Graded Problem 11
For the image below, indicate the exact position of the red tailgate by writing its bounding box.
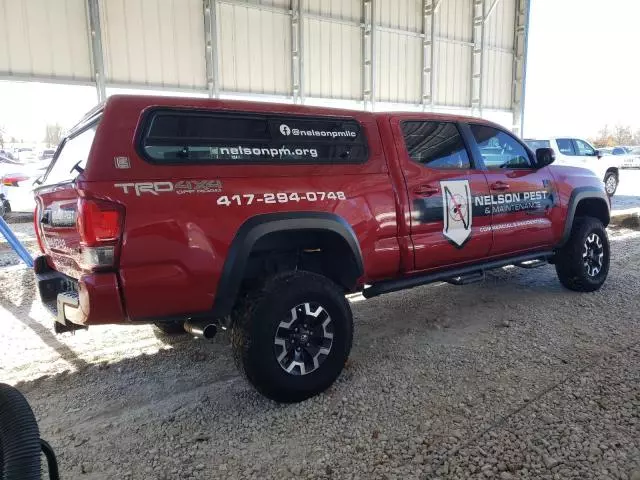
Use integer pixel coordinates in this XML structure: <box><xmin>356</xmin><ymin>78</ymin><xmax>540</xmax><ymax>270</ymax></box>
<box><xmin>36</xmin><ymin>184</ymin><xmax>83</xmax><ymax>279</ymax></box>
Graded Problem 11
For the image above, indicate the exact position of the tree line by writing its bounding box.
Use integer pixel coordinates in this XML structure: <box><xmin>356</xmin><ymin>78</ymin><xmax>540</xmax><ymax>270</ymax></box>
<box><xmin>589</xmin><ymin>125</ymin><xmax>640</xmax><ymax>148</ymax></box>
<box><xmin>0</xmin><ymin>123</ymin><xmax>67</xmax><ymax>150</ymax></box>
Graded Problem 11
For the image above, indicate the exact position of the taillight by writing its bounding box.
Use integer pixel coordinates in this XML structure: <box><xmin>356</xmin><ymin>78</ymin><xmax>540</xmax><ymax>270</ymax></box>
<box><xmin>2</xmin><ymin>174</ymin><xmax>28</xmax><ymax>187</ymax></box>
<box><xmin>34</xmin><ymin>204</ymin><xmax>45</xmax><ymax>254</ymax></box>
<box><xmin>77</xmin><ymin>198</ymin><xmax>123</xmax><ymax>269</ymax></box>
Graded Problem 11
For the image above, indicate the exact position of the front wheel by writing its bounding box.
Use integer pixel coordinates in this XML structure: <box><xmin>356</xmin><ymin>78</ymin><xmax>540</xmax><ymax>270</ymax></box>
<box><xmin>231</xmin><ymin>271</ymin><xmax>353</xmax><ymax>403</ymax></box>
<box><xmin>604</xmin><ymin>171</ymin><xmax>618</xmax><ymax>196</ymax></box>
<box><xmin>555</xmin><ymin>216</ymin><xmax>610</xmax><ymax>292</ymax></box>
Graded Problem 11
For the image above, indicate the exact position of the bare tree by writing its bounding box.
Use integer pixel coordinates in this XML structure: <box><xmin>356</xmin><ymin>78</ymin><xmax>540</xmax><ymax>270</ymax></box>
<box><xmin>591</xmin><ymin>125</ymin><xmax>614</xmax><ymax>148</ymax></box>
<box><xmin>44</xmin><ymin>123</ymin><xmax>65</xmax><ymax>148</ymax></box>
<box><xmin>612</xmin><ymin>125</ymin><xmax>634</xmax><ymax>145</ymax></box>
<box><xmin>592</xmin><ymin>124</ymin><xmax>640</xmax><ymax>147</ymax></box>
<box><xmin>0</xmin><ymin>125</ymin><xmax>4</xmax><ymax>149</ymax></box>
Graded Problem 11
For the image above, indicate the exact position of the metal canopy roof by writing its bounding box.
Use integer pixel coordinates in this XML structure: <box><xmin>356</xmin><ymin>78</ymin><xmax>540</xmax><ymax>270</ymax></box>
<box><xmin>0</xmin><ymin>0</ymin><xmax>529</xmax><ymax>133</ymax></box>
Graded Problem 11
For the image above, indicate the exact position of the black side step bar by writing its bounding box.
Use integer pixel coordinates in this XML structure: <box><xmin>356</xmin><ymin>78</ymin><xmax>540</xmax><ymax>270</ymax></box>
<box><xmin>514</xmin><ymin>259</ymin><xmax>547</xmax><ymax>269</ymax></box>
<box><xmin>445</xmin><ymin>271</ymin><xmax>485</xmax><ymax>286</ymax></box>
<box><xmin>363</xmin><ymin>251</ymin><xmax>553</xmax><ymax>298</ymax></box>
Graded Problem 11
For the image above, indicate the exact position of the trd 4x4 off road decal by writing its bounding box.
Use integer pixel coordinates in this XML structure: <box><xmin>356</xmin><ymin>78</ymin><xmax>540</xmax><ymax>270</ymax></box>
<box><xmin>114</xmin><ymin>180</ymin><xmax>222</xmax><ymax>196</ymax></box>
<box><xmin>441</xmin><ymin>180</ymin><xmax>472</xmax><ymax>247</ymax></box>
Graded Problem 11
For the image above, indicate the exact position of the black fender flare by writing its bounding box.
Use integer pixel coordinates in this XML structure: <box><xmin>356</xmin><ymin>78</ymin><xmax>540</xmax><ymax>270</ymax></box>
<box><xmin>557</xmin><ymin>187</ymin><xmax>610</xmax><ymax>247</ymax></box>
<box><xmin>212</xmin><ymin>212</ymin><xmax>364</xmax><ymax>318</ymax></box>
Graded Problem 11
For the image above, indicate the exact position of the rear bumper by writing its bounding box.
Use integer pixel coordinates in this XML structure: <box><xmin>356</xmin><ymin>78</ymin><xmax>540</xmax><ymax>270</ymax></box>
<box><xmin>34</xmin><ymin>256</ymin><xmax>126</xmax><ymax>326</ymax></box>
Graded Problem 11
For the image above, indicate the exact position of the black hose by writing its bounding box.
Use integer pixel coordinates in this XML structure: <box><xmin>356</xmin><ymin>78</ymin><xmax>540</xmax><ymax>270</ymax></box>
<box><xmin>0</xmin><ymin>383</ymin><xmax>42</xmax><ymax>480</ymax></box>
<box><xmin>41</xmin><ymin>440</ymin><xmax>60</xmax><ymax>480</ymax></box>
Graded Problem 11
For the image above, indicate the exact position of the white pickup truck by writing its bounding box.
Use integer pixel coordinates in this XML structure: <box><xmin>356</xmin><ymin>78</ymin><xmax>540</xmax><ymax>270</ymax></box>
<box><xmin>524</xmin><ymin>137</ymin><xmax>621</xmax><ymax>196</ymax></box>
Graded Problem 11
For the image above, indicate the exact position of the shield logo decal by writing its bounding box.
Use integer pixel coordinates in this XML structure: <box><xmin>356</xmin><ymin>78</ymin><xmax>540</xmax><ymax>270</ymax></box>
<box><xmin>441</xmin><ymin>180</ymin><xmax>472</xmax><ymax>247</ymax></box>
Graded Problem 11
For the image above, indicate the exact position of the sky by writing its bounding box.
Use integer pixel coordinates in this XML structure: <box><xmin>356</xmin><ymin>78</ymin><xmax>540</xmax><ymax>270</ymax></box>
<box><xmin>0</xmin><ymin>0</ymin><xmax>638</xmax><ymax>144</ymax></box>
<box><xmin>524</xmin><ymin>0</ymin><xmax>640</xmax><ymax>138</ymax></box>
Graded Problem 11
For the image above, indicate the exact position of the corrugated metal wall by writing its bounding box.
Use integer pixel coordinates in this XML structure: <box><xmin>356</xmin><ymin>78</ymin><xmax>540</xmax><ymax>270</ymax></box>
<box><xmin>101</xmin><ymin>0</ymin><xmax>206</xmax><ymax>89</ymax></box>
<box><xmin>434</xmin><ymin>0</ymin><xmax>473</xmax><ymax>106</ymax></box>
<box><xmin>218</xmin><ymin>1</ymin><xmax>291</xmax><ymax>94</ymax></box>
<box><xmin>482</xmin><ymin>0</ymin><xmax>515</xmax><ymax>109</ymax></box>
<box><xmin>302</xmin><ymin>0</ymin><xmax>362</xmax><ymax>100</ymax></box>
<box><xmin>0</xmin><ymin>0</ymin><xmax>92</xmax><ymax>81</ymax></box>
<box><xmin>375</xmin><ymin>0</ymin><xmax>421</xmax><ymax>104</ymax></box>
<box><xmin>0</xmin><ymin>0</ymin><xmax>525</xmax><ymax>120</ymax></box>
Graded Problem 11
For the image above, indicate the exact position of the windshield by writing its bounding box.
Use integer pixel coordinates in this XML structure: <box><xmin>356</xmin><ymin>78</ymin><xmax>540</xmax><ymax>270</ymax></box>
<box><xmin>42</xmin><ymin>124</ymin><xmax>98</xmax><ymax>186</ymax></box>
<box><xmin>524</xmin><ymin>139</ymin><xmax>550</xmax><ymax>150</ymax></box>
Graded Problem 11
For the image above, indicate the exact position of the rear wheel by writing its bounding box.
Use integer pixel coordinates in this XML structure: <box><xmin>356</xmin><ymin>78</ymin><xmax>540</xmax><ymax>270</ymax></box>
<box><xmin>604</xmin><ymin>171</ymin><xmax>618</xmax><ymax>196</ymax></box>
<box><xmin>231</xmin><ymin>271</ymin><xmax>353</xmax><ymax>403</ymax></box>
<box><xmin>0</xmin><ymin>198</ymin><xmax>10</xmax><ymax>218</ymax></box>
<box><xmin>0</xmin><ymin>383</ymin><xmax>42</xmax><ymax>480</ymax></box>
<box><xmin>555</xmin><ymin>216</ymin><xmax>610</xmax><ymax>292</ymax></box>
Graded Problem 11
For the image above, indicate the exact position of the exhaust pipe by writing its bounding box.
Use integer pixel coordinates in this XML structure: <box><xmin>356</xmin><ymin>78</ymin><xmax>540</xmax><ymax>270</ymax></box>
<box><xmin>184</xmin><ymin>320</ymin><xmax>217</xmax><ymax>339</ymax></box>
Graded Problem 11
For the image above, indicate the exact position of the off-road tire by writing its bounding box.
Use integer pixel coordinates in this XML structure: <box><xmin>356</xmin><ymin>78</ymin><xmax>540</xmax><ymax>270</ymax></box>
<box><xmin>231</xmin><ymin>271</ymin><xmax>353</xmax><ymax>403</ymax></box>
<box><xmin>0</xmin><ymin>198</ymin><xmax>9</xmax><ymax>219</ymax></box>
<box><xmin>0</xmin><ymin>383</ymin><xmax>42</xmax><ymax>480</ymax></box>
<box><xmin>555</xmin><ymin>216</ymin><xmax>609</xmax><ymax>292</ymax></box>
<box><xmin>604</xmin><ymin>171</ymin><xmax>618</xmax><ymax>196</ymax></box>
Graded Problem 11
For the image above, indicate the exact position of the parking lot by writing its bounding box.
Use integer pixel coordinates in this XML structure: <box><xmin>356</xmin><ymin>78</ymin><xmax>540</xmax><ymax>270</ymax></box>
<box><xmin>1</xmin><ymin>207</ymin><xmax>640</xmax><ymax>479</ymax></box>
<box><xmin>611</xmin><ymin>169</ymin><xmax>640</xmax><ymax>211</ymax></box>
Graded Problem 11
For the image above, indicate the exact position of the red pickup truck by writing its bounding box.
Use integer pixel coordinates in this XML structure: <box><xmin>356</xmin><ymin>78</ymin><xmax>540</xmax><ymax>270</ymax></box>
<box><xmin>34</xmin><ymin>96</ymin><xmax>610</xmax><ymax>402</ymax></box>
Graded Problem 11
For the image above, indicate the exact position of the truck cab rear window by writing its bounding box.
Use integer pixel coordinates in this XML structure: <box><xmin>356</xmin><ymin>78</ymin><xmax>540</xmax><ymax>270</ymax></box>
<box><xmin>139</xmin><ymin>110</ymin><xmax>368</xmax><ymax>164</ymax></box>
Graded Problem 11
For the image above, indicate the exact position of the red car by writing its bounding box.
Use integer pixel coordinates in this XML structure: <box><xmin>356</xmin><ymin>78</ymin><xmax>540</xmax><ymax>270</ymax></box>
<box><xmin>34</xmin><ymin>95</ymin><xmax>610</xmax><ymax>402</ymax></box>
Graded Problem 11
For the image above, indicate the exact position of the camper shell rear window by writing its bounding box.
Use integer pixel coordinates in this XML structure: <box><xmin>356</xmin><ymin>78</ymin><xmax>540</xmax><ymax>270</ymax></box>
<box><xmin>41</xmin><ymin>121</ymin><xmax>99</xmax><ymax>186</ymax></box>
<box><xmin>138</xmin><ymin>109</ymin><xmax>368</xmax><ymax>165</ymax></box>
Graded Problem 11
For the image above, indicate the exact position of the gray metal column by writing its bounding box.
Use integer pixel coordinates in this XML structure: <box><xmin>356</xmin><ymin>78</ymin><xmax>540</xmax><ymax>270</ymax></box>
<box><xmin>421</xmin><ymin>0</ymin><xmax>436</xmax><ymax>110</ymax></box>
<box><xmin>512</xmin><ymin>0</ymin><xmax>530</xmax><ymax>136</ymax></box>
<box><xmin>87</xmin><ymin>0</ymin><xmax>106</xmax><ymax>102</ymax></box>
<box><xmin>204</xmin><ymin>0</ymin><xmax>220</xmax><ymax>98</ymax></box>
<box><xmin>362</xmin><ymin>0</ymin><xmax>375</xmax><ymax>111</ymax></box>
<box><xmin>290</xmin><ymin>0</ymin><xmax>303</xmax><ymax>103</ymax></box>
<box><xmin>470</xmin><ymin>0</ymin><xmax>484</xmax><ymax>116</ymax></box>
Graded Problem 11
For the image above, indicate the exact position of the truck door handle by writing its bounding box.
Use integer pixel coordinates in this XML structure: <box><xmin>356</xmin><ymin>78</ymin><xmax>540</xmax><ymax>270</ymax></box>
<box><xmin>490</xmin><ymin>181</ymin><xmax>510</xmax><ymax>191</ymax></box>
<box><xmin>413</xmin><ymin>185</ymin><xmax>440</xmax><ymax>196</ymax></box>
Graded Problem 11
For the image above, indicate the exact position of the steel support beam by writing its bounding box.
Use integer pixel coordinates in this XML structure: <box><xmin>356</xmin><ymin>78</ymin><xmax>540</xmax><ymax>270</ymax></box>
<box><xmin>86</xmin><ymin>0</ymin><xmax>106</xmax><ymax>103</ymax></box>
<box><xmin>421</xmin><ymin>0</ymin><xmax>436</xmax><ymax>110</ymax></box>
<box><xmin>470</xmin><ymin>0</ymin><xmax>484</xmax><ymax>116</ymax></box>
<box><xmin>483</xmin><ymin>0</ymin><xmax>502</xmax><ymax>23</ymax></box>
<box><xmin>204</xmin><ymin>0</ymin><xmax>220</xmax><ymax>98</ymax></box>
<box><xmin>362</xmin><ymin>0</ymin><xmax>375</xmax><ymax>111</ymax></box>
<box><xmin>290</xmin><ymin>0</ymin><xmax>303</xmax><ymax>103</ymax></box>
<box><xmin>512</xmin><ymin>0</ymin><xmax>530</xmax><ymax>136</ymax></box>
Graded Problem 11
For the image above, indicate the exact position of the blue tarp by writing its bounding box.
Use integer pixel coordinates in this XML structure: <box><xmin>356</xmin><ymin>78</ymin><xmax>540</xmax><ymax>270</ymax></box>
<box><xmin>0</xmin><ymin>217</ymin><xmax>34</xmax><ymax>268</ymax></box>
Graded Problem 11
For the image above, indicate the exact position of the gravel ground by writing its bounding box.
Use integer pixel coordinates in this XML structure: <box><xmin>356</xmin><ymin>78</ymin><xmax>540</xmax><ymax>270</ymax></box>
<box><xmin>0</xmin><ymin>216</ymin><xmax>39</xmax><ymax>267</ymax></box>
<box><xmin>1</xmin><ymin>224</ymin><xmax>640</xmax><ymax>479</ymax></box>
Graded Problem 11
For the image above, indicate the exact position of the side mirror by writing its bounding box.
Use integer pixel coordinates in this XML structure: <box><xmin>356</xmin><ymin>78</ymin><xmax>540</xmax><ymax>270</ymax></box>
<box><xmin>595</xmin><ymin>150</ymin><xmax>604</xmax><ymax>159</ymax></box>
<box><xmin>535</xmin><ymin>147</ymin><xmax>555</xmax><ymax>168</ymax></box>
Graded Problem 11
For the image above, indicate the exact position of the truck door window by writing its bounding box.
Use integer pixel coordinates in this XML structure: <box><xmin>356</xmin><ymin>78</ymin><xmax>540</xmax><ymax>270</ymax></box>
<box><xmin>574</xmin><ymin>139</ymin><xmax>596</xmax><ymax>156</ymax></box>
<box><xmin>469</xmin><ymin>124</ymin><xmax>532</xmax><ymax>169</ymax></box>
<box><xmin>556</xmin><ymin>139</ymin><xmax>576</xmax><ymax>156</ymax></box>
<box><xmin>400</xmin><ymin>121</ymin><xmax>471</xmax><ymax>169</ymax></box>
